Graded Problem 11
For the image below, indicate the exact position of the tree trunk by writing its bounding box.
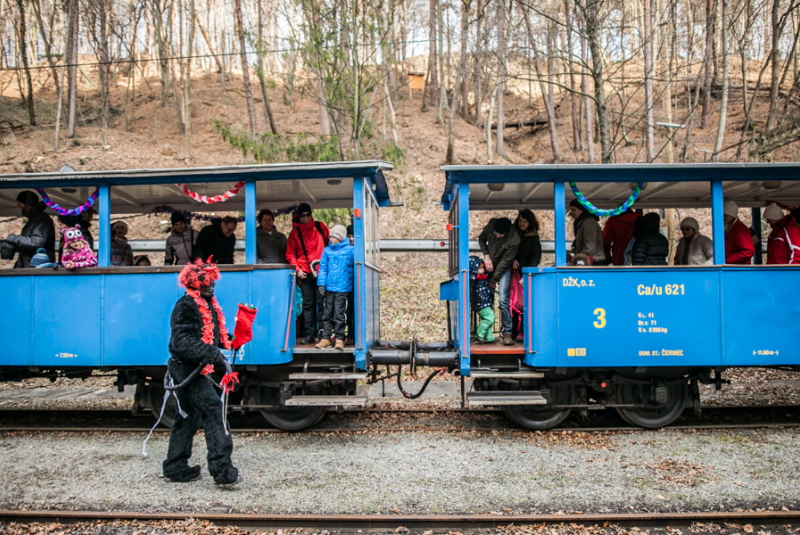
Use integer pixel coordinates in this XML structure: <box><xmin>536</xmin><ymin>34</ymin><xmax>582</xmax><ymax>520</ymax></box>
<box><xmin>700</xmin><ymin>0</ymin><xmax>716</xmax><ymax>129</ymax></box>
<box><xmin>766</xmin><ymin>0</ymin><xmax>782</xmax><ymax>131</ymax></box>
<box><xmin>712</xmin><ymin>0</ymin><xmax>729</xmax><ymax>161</ymax></box>
<box><xmin>643</xmin><ymin>0</ymin><xmax>655</xmax><ymax>161</ymax></box>
<box><xmin>65</xmin><ymin>0</ymin><xmax>79</xmax><ymax>137</ymax></box>
<box><xmin>525</xmin><ymin>8</ymin><xmax>561</xmax><ymax>161</ymax></box>
<box><xmin>256</xmin><ymin>0</ymin><xmax>277</xmax><ymax>134</ymax></box>
<box><xmin>447</xmin><ymin>0</ymin><xmax>470</xmax><ymax>164</ymax></box>
<box><xmin>30</xmin><ymin>0</ymin><xmax>59</xmax><ymax>96</ymax></box>
<box><xmin>565</xmin><ymin>0</ymin><xmax>581</xmax><ymax>151</ymax></box>
<box><xmin>233</xmin><ymin>0</ymin><xmax>257</xmax><ymax>132</ymax></box>
<box><xmin>184</xmin><ymin>0</ymin><xmax>196</xmax><ymax>157</ymax></box>
<box><xmin>473</xmin><ymin>0</ymin><xmax>484</xmax><ymax>128</ymax></box>
<box><xmin>16</xmin><ymin>0</ymin><xmax>36</xmax><ymax>126</ymax></box>
<box><xmin>428</xmin><ymin>0</ymin><xmax>439</xmax><ymax>107</ymax></box>
<box><xmin>495</xmin><ymin>0</ymin><xmax>506</xmax><ymax>158</ymax></box>
<box><xmin>98</xmin><ymin>0</ymin><xmax>110</xmax><ymax>145</ymax></box>
<box><xmin>582</xmin><ymin>0</ymin><xmax>610</xmax><ymax>162</ymax></box>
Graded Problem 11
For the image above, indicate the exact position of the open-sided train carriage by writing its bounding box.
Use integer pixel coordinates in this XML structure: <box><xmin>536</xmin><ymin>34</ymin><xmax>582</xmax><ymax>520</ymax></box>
<box><xmin>440</xmin><ymin>163</ymin><xmax>800</xmax><ymax>430</ymax></box>
<box><xmin>0</xmin><ymin>161</ymin><xmax>393</xmax><ymax>430</ymax></box>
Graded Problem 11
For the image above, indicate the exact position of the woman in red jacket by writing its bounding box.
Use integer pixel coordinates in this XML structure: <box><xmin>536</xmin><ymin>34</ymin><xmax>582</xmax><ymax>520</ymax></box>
<box><xmin>723</xmin><ymin>201</ymin><xmax>755</xmax><ymax>264</ymax></box>
<box><xmin>764</xmin><ymin>203</ymin><xmax>800</xmax><ymax>265</ymax></box>
<box><xmin>285</xmin><ymin>203</ymin><xmax>330</xmax><ymax>343</ymax></box>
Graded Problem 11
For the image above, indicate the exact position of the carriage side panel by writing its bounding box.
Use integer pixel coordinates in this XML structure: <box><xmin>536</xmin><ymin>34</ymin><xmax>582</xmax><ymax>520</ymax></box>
<box><xmin>525</xmin><ymin>268</ymin><xmax>723</xmax><ymax>368</ymax></box>
<box><xmin>721</xmin><ymin>268</ymin><xmax>800</xmax><ymax>366</ymax></box>
<box><xmin>33</xmin><ymin>274</ymin><xmax>102</xmax><ymax>367</ymax></box>
<box><xmin>0</xmin><ymin>276</ymin><xmax>33</xmax><ymax>366</ymax></box>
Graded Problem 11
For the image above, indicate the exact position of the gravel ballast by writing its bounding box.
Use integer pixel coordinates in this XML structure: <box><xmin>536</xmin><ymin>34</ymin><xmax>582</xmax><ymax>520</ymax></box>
<box><xmin>1</xmin><ymin>427</ymin><xmax>798</xmax><ymax>515</ymax></box>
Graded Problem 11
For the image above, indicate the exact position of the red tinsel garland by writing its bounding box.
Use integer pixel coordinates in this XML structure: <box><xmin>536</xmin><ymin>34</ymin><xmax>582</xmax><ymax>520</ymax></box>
<box><xmin>186</xmin><ymin>289</ymin><xmax>232</xmax><ymax>350</ymax></box>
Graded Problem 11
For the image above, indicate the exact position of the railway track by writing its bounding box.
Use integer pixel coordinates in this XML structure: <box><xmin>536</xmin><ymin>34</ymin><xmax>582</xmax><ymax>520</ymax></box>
<box><xmin>1</xmin><ymin>404</ymin><xmax>799</xmax><ymax>433</ymax></box>
<box><xmin>1</xmin><ymin>508</ymin><xmax>800</xmax><ymax>530</ymax></box>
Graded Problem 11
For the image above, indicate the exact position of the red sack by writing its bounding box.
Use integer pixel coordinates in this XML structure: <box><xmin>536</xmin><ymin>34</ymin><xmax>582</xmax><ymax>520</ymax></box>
<box><xmin>232</xmin><ymin>303</ymin><xmax>257</xmax><ymax>350</ymax></box>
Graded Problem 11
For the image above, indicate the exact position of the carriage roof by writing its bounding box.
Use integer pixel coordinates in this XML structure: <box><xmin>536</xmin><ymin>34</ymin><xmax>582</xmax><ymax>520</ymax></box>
<box><xmin>440</xmin><ymin>163</ymin><xmax>800</xmax><ymax>211</ymax></box>
<box><xmin>0</xmin><ymin>161</ymin><xmax>394</xmax><ymax>216</ymax></box>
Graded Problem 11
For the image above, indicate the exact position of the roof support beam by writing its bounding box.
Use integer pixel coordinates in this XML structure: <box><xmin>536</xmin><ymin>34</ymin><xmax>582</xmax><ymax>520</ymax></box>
<box><xmin>299</xmin><ymin>181</ymin><xmax>319</xmax><ymax>203</ymax></box>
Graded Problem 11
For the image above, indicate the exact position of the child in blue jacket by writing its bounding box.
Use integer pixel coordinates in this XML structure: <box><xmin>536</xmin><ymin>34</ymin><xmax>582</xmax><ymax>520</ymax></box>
<box><xmin>316</xmin><ymin>225</ymin><xmax>354</xmax><ymax>349</ymax></box>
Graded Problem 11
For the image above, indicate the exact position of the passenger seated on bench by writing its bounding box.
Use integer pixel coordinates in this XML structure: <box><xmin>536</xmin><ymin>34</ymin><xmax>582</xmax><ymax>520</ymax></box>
<box><xmin>61</xmin><ymin>225</ymin><xmax>98</xmax><ymax>269</ymax></box>
<box><xmin>57</xmin><ymin>214</ymin><xmax>93</xmax><ymax>264</ymax></box>
<box><xmin>674</xmin><ymin>217</ymin><xmax>713</xmax><ymax>265</ymax></box>
<box><xmin>631</xmin><ymin>213</ymin><xmax>669</xmax><ymax>265</ymax></box>
<box><xmin>315</xmin><ymin>225</ymin><xmax>353</xmax><ymax>350</ymax></box>
<box><xmin>723</xmin><ymin>201</ymin><xmax>755</xmax><ymax>265</ymax></box>
<box><xmin>764</xmin><ymin>203</ymin><xmax>800</xmax><ymax>265</ymax></box>
<box><xmin>110</xmin><ymin>221</ymin><xmax>134</xmax><ymax>267</ymax></box>
<box><xmin>570</xmin><ymin>253</ymin><xmax>592</xmax><ymax>266</ymax></box>
<box><xmin>134</xmin><ymin>255</ymin><xmax>151</xmax><ymax>266</ymax></box>
<box><xmin>469</xmin><ymin>256</ymin><xmax>495</xmax><ymax>344</ymax></box>
<box><xmin>165</xmin><ymin>212</ymin><xmax>196</xmax><ymax>265</ymax></box>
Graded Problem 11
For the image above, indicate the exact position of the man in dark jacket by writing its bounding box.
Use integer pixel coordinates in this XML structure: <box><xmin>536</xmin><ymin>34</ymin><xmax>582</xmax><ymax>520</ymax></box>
<box><xmin>478</xmin><ymin>217</ymin><xmax>520</xmax><ymax>345</ymax></box>
<box><xmin>1</xmin><ymin>191</ymin><xmax>56</xmax><ymax>268</ymax></box>
<box><xmin>163</xmin><ymin>258</ymin><xmax>240</xmax><ymax>486</ymax></box>
<box><xmin>194</xmin><ymin>216</ymin><xmax>237</xmax><ymax>264</ymax></box>
<box><xmin>631</xmin><ymin>212</ymin><xmax>669</xmax><ymax>265</ymax></box>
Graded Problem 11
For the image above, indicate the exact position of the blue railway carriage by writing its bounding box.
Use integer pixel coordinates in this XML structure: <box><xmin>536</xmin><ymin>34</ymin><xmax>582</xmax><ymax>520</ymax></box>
<box><xmin>0</xmin><ymin>161</ymin><xmax>392</xmax><ymax>430</ymax></box>
<box><xmin>440</xmin><ymin>163</ymin><xmax>800</xmax><ymax>430</ymax></box>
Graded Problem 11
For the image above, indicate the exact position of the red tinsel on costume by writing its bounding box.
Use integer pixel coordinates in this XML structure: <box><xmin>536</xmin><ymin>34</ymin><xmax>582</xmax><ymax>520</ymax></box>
<box><xmin>232</xmin><ymin>304</ymin><xmax>257</xmax><ymax>350</ymax></box>
<box><xmin>201</xmin><ymin>364</ymin><xmax>215</xmax><ymax>375</ymax></box>
<box><xmin>220</xmin><ymin>372</ymin><xmax>239</xmax><ymax>394</ymax></box>
<box><xmin>179</xmin><ymin>258</ymin><xmax>231</xmax><ymax>350</ymax></box>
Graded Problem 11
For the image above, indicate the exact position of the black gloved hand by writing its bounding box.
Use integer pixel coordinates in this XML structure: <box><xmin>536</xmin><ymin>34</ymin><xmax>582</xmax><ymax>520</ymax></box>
<box><xmin>318</xmin><ymin>286</ymin><xmax>326</xmax><ymax>297</ymax></box>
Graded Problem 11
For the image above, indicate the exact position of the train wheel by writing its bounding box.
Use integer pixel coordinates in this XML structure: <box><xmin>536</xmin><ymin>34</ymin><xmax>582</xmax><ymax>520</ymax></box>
<box><xmin>503</xmin><ymin>384</ymin><xmax>575</xmax><ymax>430</ymax></box>
<box><xmin>616</xmin><ymin>380</ymin><xmax>688</xmax><ymax>429</ymax></box>
<box><xmin>145</xmin><ymin>382</ymin><xmax>176</xmax><ymax>428</ymax></box>
<box><xmin>256</xmin><ymin>385</ymin><xmax>327</xmax><ymax>431</ymax></box>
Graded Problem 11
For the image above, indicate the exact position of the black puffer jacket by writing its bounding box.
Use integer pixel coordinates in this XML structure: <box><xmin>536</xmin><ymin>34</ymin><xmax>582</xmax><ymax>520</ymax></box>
<box><xmin>168</xmin><ymin>294</ymin><xmax>226</xmax><ymax>366</ymax></box>
<box><xmin>5</xmin><ymin>201</ymin><xmax>56</xmax><ymax>268</ymax></box>
<box><xmin>631</xmin><ymin>213</ymin><xmax>669</xmax><ymax>265</ymax></box>
<box><xmin>194</xmin><ymin>218</ymin><xmax>235</xmax><ymax>264</ymax></box>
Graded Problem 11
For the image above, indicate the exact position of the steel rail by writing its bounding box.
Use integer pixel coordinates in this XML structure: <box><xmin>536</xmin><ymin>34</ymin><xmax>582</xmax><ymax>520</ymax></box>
<box><xmin>1</xmin><ymin>509</ymin><xmax>799</xmax><ymax>530</ymax></box>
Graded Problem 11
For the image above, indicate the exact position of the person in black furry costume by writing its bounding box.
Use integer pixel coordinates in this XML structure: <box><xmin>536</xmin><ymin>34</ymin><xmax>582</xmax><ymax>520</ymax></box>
<box><xmin>162</xmin><ymin>258</ymin><xmax>240</xmax><ymax>486</ymax></box>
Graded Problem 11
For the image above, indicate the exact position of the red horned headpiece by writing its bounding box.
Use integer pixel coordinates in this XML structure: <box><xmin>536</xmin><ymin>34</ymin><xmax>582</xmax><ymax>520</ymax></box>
<box><xmin>178</xmin><ymin>256</ymin><xmax>221</xmax><ymax>290</ymax></box>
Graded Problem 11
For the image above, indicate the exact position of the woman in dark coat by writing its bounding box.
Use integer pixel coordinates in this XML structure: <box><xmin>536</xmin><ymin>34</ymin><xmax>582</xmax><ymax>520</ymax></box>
<box><xmin>511</xmin><ymin>209</ymin><xmax>541</xmax><ymax>340</ymax></box>
<box><xmin>632</xmin><ymin>212</ymin><xmax>669</xmax><ymax>265</ymax></box>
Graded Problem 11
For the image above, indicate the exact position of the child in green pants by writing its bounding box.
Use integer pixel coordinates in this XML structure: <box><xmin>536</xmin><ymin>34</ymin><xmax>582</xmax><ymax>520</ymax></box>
<box><xmin>469</xmin><ymin>255</ymin><xmax>495</xmax><ymax>343</ymax></box>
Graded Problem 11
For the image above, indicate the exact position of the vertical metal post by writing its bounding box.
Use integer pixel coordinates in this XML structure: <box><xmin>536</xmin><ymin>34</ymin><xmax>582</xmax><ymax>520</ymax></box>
<box><xmin>353</xmin><ymin>175</ymin><xmax>367</xmax><ymax>368</ymax></box>
<box><xmin>457</xmin><ymin>181</ymin><xmax>470</xmax><ymax>376</ymax></box>
<box><xmin>554</xmin><ymin>180</ymin><xmax>566</xmax><ymax>266</ymax></box>
<box><xmin>711</xmin><ymin>180</ymin><xmax>725</xmax><ymax>264</ymax></box>
<box><xmin>751</xmin><ymin>207</ymin><xmax>763</xmax><ymax>265</ymax></box>
<box><xmin>245</xmin><ymin>179</ymin><xmax>256</xmax><ymax>264</ymax></box>
<box><xmin>98</xmin><ymin>184</ymin><xmax>110</xmax><ymax>267</ymax></box>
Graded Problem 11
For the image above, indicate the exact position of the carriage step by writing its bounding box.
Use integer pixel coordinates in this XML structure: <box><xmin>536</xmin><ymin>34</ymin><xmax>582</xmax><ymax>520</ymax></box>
<box><xmin>284</xmin><ymin>395</ymin><xmax>368</xmax><ymax>407</ymax></box>
<box><xmin>289</xmin><ymin>373</ymin><xmax>368</xmax><ymax>380</ymax></box>
<box><xmin>467</xmin><ymin>391</ymin><xmax>548</xmax><ymax>406</ymax></box>
<box><xmin>470</xmin><ymin>370</ymin><xmax>544</xmax><ymax>379</ymax></box>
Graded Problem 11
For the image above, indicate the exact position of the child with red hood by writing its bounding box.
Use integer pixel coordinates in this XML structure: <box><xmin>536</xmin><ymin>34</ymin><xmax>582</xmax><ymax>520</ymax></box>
<box><xmin>285</xmin><ymin>203</ymin><xmax>330</xmax><ymax>344</ymax></box>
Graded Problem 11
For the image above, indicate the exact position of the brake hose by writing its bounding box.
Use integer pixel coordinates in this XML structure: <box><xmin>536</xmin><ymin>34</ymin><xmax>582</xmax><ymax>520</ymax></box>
<box><xmin>396</xmin><ymin>365</ymin><xmax>448</xmax><ymax>399</ymax></box>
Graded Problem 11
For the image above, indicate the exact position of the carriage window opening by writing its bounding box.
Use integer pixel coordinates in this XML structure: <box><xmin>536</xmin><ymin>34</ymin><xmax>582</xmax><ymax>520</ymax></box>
<box><xmin>363</xmin><ymin>179</ymin><xmax>380</xmax><ymax>269</ymax></box>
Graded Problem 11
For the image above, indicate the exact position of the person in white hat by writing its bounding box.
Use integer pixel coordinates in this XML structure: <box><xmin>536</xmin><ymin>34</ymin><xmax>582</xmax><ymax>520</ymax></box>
<box><xmin>722</xmin><ymin>200</ymin><xmax>755</xmax><ymax>264</ymax></box>
<box><xmin>764</xmin><ymin>203</ymin><xmax>800</xmax><ymax>264</ymax></box>
<box><xmin>674</xmin><ymin>217</ymin><xmax>714</xmax><ymax>265</ymax></box>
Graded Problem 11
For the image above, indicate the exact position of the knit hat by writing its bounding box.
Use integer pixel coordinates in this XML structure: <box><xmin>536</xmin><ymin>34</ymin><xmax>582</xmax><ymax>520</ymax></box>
<box><xmin>346</xmin><ymin>224</ymin><xmax>354</xmax><ymax>237</ymax></box>
<box><xmin>723</xmin><ymin>200</ymin><xmax>739</xmax><ymax>219</ymax></box>
<box><xmin>569</xmin><ymin>199</ymin><xmax>585</xmax><ymax>211</ymax></box>
<box><xmin>111</xmin><ymin>221</ymin><xmax>128</xmax><ymax>234</ymax></box>
<box><xmin>170</xmin><ymin>212</ymin><xmax>187</xmax><ymax>225</ymax></box>
<box><xmin>16</xmin><ymin>190</ymin><xmax>39</xmax><ymax>206</ymax></box>
<box><xmin>30</xmin><ymin>248</ymin><xmax>50</xmax><ymax>267</ymax></box>
<box><xmin>329</xmin><ymin>225</ymin><xmax>347</xmax><ymax>243</ymax></box>
<box><xmin>763</xmin><ymin>202</ymin><xmax>784</xmax><ymax>220</ymax></box>
<box><xmin>680</xmin><ymin>217</ymin><xmax>699</xmax><ymax>233</ymax></box>
<box><xmin>61</xmin><ymin>225</ymin><xmax>86</xmax><ymax>248</ymax></box>
<box><xmin>297</xmin><ymin>203</ymin><xmax>312</xmax><ymax>216</ymax></box>
<box><xmin>494</xmin><ymin>217</ymin><xmax>512</xmax><ymax>234</ymax></box>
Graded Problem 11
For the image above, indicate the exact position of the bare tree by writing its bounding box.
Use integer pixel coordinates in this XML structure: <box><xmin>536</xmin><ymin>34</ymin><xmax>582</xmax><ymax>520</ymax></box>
<box><xmin>16</xmin><ymin>0</ymin><xmax>36</xmax><ymax>126</ymax></box>
<box><xmin>495</xmin><ymin>0</ymin><xmax>506</xmax><ymax>158</ymax></box>
<box><xmin>233</xmin><ymin>0</ymin><xmax>257</xmax><ymax>132</ymax></box>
